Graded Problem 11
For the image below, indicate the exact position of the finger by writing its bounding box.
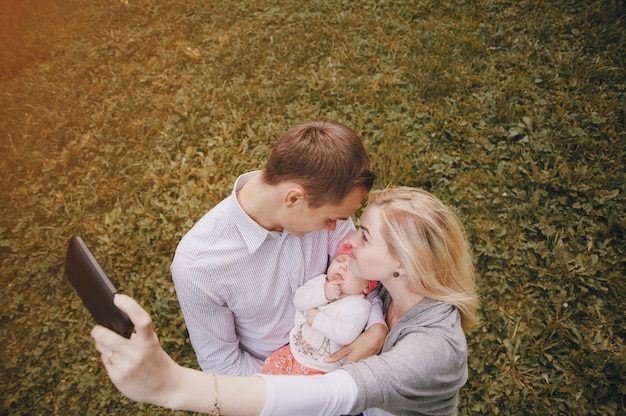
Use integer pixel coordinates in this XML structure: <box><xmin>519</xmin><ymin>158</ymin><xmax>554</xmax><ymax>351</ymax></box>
<box><xmin>91</xmin><ymin>325</ymin><xmax>111</xmax><ymax>354</ymax></box>
<box><xmin>91</xmin><ymin>323</ymin><xmax>130</xmax><ymax>359</ymax></box>
<box><xmin>325</xmin><ymin>344</ymin><xmax>350</xmax><ymax>363</ymax></box>
<box><xmin>113</xmin><ymin>294</ymin><xmax>155</xmax><ymax>342</ymax></box>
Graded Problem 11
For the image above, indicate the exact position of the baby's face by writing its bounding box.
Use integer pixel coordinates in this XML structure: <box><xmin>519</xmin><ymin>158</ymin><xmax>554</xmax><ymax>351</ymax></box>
<box><xmin>327</xmin><ymin>253</ymin><xmax>369</xmax><ymax>296</ymax></box>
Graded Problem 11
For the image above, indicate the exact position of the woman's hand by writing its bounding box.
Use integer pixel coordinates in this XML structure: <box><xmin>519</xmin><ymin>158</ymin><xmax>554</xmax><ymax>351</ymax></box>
<box><xmin>324</xmin><ymin>323</ymin><xmax>387</xmax><ymax>365</ymax></box>
<box><xmin>91</xmin><ymin>295</ymin><xmax>267</xmax><ymax>414</ymax></box>
<box><xmin>91</xmin><ymin>294</ymin><xmax>183</xmax><ymax>408</ymax></box>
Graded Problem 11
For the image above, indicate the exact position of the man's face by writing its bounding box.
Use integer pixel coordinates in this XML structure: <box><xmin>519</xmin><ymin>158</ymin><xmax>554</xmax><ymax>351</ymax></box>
<box><xmin>283</xmin><ymin>187</ymin><xmax>367</xmax><ymax>237</ymax></box>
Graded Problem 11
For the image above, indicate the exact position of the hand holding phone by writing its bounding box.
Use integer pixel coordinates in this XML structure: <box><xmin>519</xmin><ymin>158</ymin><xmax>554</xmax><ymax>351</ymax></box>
<box><xmin>64</xmin><ymin>235</ymin><xmax>134</xmax><ymax>338</ymax></box>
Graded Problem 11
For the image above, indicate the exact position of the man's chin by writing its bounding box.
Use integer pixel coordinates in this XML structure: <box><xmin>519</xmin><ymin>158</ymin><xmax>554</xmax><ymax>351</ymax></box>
<box><xmin>286</xmin><ymin>228</ymin><xmax>317</xmax><ymax>237</ymax></box>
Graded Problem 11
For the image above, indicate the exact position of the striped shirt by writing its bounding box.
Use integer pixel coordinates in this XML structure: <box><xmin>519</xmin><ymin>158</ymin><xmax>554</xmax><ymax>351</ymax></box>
<box><xmin>171</xmin><ymin>171</ymin><xmax>364</xmax><ymax>375</ymax></box>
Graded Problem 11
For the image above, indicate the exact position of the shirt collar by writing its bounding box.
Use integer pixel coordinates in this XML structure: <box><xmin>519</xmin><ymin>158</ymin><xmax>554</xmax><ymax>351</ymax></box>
<box><xmin>230</xmin><ymin>171</ymin><xmax>286</xmax><ymax>253</ymax></box>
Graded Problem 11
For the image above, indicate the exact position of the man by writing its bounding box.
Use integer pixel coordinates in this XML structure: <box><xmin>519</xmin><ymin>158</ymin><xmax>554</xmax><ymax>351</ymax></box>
<box><xmin>171</xmin><ymin>120</ymin><xmax>387</xmax><ymax>375</ymax></box>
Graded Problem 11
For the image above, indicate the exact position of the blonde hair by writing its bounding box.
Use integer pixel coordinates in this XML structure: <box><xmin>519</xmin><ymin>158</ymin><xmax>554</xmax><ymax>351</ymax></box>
<box><xmin>370</xmin><ymin>187</ymin><xmax>478</xmax><ymax>331</ymax></box>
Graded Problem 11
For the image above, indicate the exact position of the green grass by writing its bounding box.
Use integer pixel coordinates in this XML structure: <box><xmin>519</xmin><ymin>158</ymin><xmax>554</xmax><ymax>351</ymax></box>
<box><xmin>1</xmin><ymin>0</ymin><xmax>624</xmax><ymax>414</ymax></box>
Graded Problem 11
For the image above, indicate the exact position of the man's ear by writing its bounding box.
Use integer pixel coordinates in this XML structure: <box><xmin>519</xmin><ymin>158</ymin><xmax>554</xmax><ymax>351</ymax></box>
<box><xmin>284</xmin><ymin>186</ymin><xmax>306</xmax><ymax>207</ymax></box>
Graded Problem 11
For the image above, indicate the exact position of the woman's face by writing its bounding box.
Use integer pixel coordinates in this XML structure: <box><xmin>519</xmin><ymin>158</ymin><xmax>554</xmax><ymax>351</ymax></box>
<box><xmin>347</xmin><ymin>203</ymin><xmax>401</xmax><ymax>282</ymax></box>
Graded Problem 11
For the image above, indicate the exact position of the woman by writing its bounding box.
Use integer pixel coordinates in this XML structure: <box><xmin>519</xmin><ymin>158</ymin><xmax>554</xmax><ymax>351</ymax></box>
<box><xmin>92</xmin><ymin>187</ymin><xmax>478</xmax><ymax>415</ymax></box>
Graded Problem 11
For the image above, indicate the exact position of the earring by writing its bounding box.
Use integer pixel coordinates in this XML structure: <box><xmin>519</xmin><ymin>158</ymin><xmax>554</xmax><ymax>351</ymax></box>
<box><xmin>393</xmin><ymin>271</ymin><xmax>399</xmax><ymax>278</ymax></box>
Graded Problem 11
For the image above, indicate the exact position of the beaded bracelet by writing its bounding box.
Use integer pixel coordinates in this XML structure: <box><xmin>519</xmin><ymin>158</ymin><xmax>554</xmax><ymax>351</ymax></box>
<box><xmin>209</xmin><ymin>373</ymin><xmax>221</xmax><ymax>416</ymax></box>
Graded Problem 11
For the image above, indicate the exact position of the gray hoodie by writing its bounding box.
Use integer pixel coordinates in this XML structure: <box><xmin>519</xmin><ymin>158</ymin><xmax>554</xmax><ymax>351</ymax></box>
<box><xmin>342</xmin><ymin>290</ymin><xmax>468</xmax><ymax>416</ymax></box>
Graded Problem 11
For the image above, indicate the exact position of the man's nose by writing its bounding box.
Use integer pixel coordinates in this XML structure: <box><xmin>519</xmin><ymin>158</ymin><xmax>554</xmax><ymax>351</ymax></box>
<box><xmin>347</xmin><ymin>232</ymin><xmax>358</xmax><ymax>247</ymax></box>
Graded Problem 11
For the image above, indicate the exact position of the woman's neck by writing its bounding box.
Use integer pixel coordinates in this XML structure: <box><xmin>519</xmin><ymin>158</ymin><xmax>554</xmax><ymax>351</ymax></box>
<box><xmin>385</xmin><ymin>280</ymin><xmax>425</xmax><ymax>329</ymax></box>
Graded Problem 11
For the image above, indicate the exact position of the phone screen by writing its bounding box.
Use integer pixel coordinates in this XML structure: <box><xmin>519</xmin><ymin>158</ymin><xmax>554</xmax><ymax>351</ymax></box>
<box><xmin>64</xmin><ymin>235</ymin><xmax>134</xmax><ymax>338</ymax></box>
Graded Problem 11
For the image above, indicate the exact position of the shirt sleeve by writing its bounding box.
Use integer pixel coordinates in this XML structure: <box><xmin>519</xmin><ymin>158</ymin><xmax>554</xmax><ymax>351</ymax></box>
<box><xmin>292</xmin><ymin>274</ymin><xmax>329</xmax><ymax>310</ymax></box>
<box><xmin>171</xmin><ymin>251</ymin><xmax>264</xmax><ymax>375</ymax></box>
<box><xmin>312</xmin><ymin>297</ymin><xmax>372</xmax><ymax>346</ymax></box>
<box><xmin>364</xmin><ymin>289</ymin><xmax>386</xmax><ymax>331</ymax></box>
<box><xmin>260</xmin><ymin>370</ymin><xmax>358</xmax><ymax>416</ymax></box>
<box><xmin>343</xmin><ymin>328</ymin><xmax>467</xmax><ymax>415</ymax></box>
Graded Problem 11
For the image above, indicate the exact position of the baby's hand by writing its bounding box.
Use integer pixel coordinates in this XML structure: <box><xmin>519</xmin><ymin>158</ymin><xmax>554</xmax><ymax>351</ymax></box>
<box><xmin>306</xmin><ymin>308</ymin><xmax>319</xmax><ymax>325</ymax></box>
<box><xmin>324</xmin><ymin>280</ymin><xmax>343</xmax><ymax>301</ymax></box>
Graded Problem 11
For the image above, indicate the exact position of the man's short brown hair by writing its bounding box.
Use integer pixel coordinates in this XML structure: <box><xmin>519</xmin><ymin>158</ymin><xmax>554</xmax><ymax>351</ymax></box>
<box><xmin>262</xmin><ymin>120</ymin><xmax>376</xmax><ymax>208</ymax></box>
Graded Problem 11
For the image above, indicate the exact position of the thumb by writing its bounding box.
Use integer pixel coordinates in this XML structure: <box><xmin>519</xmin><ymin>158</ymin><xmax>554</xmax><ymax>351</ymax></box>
<box><xmin>325</xmin><ymin>344</ymin><xmax>349</xmax><ymax>363</ymax></box>
<box><xmin>113</xmin><ymin>294</ymin><xmax>155</xmax><ymax>342</ymax></box>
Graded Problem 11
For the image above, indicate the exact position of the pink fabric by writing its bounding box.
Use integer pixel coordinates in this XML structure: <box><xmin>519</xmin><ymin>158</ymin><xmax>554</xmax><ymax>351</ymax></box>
<box><xmin>262</xmin><ymin>344</ymin><xmax>326</xmax><ymax>375</ymax></box>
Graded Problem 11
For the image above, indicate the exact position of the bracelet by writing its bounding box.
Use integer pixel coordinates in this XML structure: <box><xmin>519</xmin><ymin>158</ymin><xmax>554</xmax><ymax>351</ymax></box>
<box><xmin>209</xmin><ymin>373</ymin><xmax>221</xmax><ymax>416</ymax></box>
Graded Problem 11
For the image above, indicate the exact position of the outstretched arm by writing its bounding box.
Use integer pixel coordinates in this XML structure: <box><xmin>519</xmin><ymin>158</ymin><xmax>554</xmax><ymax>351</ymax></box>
<box><xmin>91</xmin><ymin>295</ymin><xmax>266</xmax><ymax>414</ymax></box>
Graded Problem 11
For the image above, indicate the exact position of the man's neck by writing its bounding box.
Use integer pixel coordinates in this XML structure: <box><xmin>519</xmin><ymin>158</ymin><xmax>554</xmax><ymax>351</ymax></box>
<box><xmin>237</xmin><ymin>173</ymin><xmax>284</xmax><ymax>232</ymax></box>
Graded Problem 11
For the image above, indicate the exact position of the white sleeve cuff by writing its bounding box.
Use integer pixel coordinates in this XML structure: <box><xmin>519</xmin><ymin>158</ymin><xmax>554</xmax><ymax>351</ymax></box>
<box><xmin>259</xmin><ymin>370</ymin><xmax>358</xmax><ymax>416</ymax></box>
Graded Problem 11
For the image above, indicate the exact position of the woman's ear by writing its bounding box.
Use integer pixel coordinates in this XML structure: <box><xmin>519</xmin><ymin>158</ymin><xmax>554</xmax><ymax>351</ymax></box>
<box><xmin>395</xmin><ymin>264</ymin><xmax>407</xmax><ymax>278</ymax></box>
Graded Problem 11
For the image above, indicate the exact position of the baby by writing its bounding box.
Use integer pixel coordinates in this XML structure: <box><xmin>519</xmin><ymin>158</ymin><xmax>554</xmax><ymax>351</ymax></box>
<box><xmin>263</xmin><ymin>242</ymin><xmax>378</xmax><ymax>375</ymax></box>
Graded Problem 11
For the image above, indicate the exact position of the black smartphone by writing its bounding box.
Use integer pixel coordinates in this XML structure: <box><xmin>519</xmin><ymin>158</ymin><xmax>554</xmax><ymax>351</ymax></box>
<box><xmin>64</xmin><ymin>235</ymin><xmax>134</xmax><ymax>338</ymax></box>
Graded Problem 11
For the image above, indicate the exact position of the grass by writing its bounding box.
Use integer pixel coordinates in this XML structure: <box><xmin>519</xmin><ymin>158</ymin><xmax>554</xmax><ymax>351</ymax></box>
<box><xmin>1</xmin><ymin>0</ymin><xmax>624</xmax><ymax>414</ymax></box>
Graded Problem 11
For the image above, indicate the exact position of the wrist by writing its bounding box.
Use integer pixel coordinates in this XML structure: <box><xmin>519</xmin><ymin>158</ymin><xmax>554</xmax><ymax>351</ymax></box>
<box><xmin>163</xmin><ymin>364</ymin><xmax>213</xmax><ymax>412</ymax></box>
